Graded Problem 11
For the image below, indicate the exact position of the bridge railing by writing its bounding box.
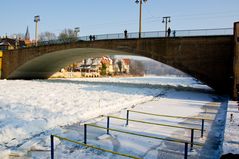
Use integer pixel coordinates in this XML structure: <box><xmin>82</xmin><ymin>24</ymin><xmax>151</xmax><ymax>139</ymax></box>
<box><xmin>78</xmin><ymin>28</ymin><xmax>232</xmax><ymax>41</ymax></box>
<box><xmin>13</xmin><ymin>28</ymin><xmax>233</xmax><ymax>49</ymax></box>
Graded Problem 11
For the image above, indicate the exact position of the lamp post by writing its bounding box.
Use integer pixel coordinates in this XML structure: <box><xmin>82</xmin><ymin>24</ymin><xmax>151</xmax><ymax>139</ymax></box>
<box><xmin>135</xmin><ymin>0</ymin><xmax>147</xmax><ymax>39</ymax></box>
<box><xmin>34</xmin><ymin>15</ymin><xmax>40</xmax><ymax>46</ymax></box>
<box><xmin>74</xmin><ymin>27</ymin><xmax>80</xmax><ymax>37</ymax></box>
<box><xmin>162</xmin><ymin>16</ymin><xmax>171</xmax><ymax>37</ymax></box>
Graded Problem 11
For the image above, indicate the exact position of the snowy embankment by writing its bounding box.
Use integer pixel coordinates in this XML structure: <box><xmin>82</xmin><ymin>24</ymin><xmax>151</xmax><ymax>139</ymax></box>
<box><xmin>223</xmin><ymin>101</ymin><xmax>239</xmax><ymax>155</ymax></box>
<box><xmin>0</xmin><ymin>76</ymin><xmax>217</xmax><ymax>158</ymax></box>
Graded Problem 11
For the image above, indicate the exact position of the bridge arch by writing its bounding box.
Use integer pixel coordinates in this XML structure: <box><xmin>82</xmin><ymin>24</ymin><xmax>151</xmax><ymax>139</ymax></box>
<box><xmin>8</xmin><ymin>48</ymin><xmax>135</xmax><ymax>79</ymax></box>
<box><xmin>2</xmin><ymin>35</ymin><xmax>235</xmax><ymax>95</ymax></box>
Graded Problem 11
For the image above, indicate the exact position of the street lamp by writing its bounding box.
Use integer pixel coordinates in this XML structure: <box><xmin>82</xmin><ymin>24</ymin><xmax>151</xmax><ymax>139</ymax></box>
<box><xmin>34</xmin><ymin>15</ymin><xmax>40</xmax><ymax>46</ymax></box>
<box><xmin>74</xmin><ymin>27</ymin><xmax>80</xmax><ymax>37</ymax></box>
<box><xmin>135</xmin><ymin>0</ymin><xmax>148</xmax><ymax>39</ymax></box>
<box><xmin>162</xmin><ymin>16</ymin><xmax>171</xmax><ymax>37</ymax></box>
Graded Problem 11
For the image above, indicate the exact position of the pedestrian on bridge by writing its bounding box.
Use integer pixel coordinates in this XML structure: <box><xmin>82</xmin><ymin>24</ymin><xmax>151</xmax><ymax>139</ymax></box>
<box><xmin>124</xmin><ymin>29</ymin><xmax>128</xmax><ymax>39</ymax></box>
<box><xmin>167</xmin><ymin>27</ymin><xmax>171</xmax><ymax>37</ymax></box>
<box><xmin>173</xmin><ymin>30</ymin><xmax>176</xmax><ymax>37</ymax></box>
<box><xmin>89</xmin><ymin>35</ymin><xmax>92</xmax><ymax>41</ymax></box>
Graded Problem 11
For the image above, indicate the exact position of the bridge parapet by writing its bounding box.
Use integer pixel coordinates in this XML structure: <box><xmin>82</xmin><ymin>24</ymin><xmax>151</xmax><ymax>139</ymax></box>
<box><xmin>31</xmin><ymin>28</ymin><xmax>233</xmax><ymax>47</ymax></box>
<box><xmin>79</xmin><ymin>28</ymin><xmax>233</xmax><ymax>41</ymax></box>
<box><xmin>233</xmin><ymin>22</ymin><xmax>239</xmax><ymax>99</ymax></box>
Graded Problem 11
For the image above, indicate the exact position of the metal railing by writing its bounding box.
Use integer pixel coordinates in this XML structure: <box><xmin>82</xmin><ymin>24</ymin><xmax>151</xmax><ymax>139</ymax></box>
<box><xmin>125</xmin><ymin>110</ymin><xmax>213</xmax><ymax>138</ymax></box>
<box><xmin>126</xmin><ymin>109</ymin><xmax>213</xmax><ymax>121</ymax></box>
<box><xmin>84</xmin><ymin>123</ymin><xmax>202</xmax><ymax>159</ymax></box>
<box><xmin>40</xmin><ymin>28</ymin><xmax>232</xmax><ymax>46</ymax></box>
<box><xmin>105</xmin><ymin>115</ymin><xmax>204</xmax><ymax>151</ymax></box>
<box><xmin>51</xmin><ymin>134</ymin><xmax>140</xmax><ymax>159</ymax></box>
<box><xmin>79</xmin><ymin>28</ymin><xmax>233</xmax><ymax>41</ymax></box>
<box><xmin>4</xmin><ymin>28</ymin><xmax>232</xmax><ymax>50</ymax></box>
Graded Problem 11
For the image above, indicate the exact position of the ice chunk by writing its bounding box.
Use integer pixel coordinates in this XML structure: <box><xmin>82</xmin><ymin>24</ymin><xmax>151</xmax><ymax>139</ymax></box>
<box><xmin>0</xmin><ymin>148</ymin><xmax>11</xmax><ymax>159</ymax></box>
<box><xmin>19</xmin><ymin>139</ymin><xmax>39</xmax><ymax>151</ymax></box>
<box><xmin>97</xmin><ymin>134</ymin><xmax>114</xmax><ymax>140</ymax></box>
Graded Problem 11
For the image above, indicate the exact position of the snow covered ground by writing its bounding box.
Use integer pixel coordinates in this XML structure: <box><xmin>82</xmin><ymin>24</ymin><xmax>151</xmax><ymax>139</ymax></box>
<box><xmin>222</xmin><ymin>100</ymin><xmax>239</xmax><ymax>155</ymax></box>
<box><xmin>0</xmin><ymin>76</ymin><xmax>235</xmax><ymax>159</ymax></box>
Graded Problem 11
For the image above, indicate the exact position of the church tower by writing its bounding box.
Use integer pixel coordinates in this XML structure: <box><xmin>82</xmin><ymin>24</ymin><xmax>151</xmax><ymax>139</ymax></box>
<box><xmin>24</xmin><ymin>26</ymin><xmax>31</xmax><ymax>47</ymax></box>
<box><xmin>25</xmin><ymin>26</ymin><xmax>30</xmax><ymax>40</ymax></box>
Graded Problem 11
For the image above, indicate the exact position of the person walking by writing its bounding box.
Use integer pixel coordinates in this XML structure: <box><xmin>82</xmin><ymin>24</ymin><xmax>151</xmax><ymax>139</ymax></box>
<box><xmin>124</xmin><ymin>29</ymin><xmax>128</xmax><ymax>39</ymax></box>
<box><xmin>173</xmin><ymin>30</ymin><xmax>176</xmax><ymax>37</ymax></box>
<box><xmin>167</xmin><ymin>27</ymin><xmax>171</xmax><ymax>37</ymax></box>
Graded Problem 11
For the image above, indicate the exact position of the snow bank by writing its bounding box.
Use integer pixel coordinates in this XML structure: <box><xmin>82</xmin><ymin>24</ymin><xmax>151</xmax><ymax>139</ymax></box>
<box><xmin>223</xmin><ymin>101</ymin><xmax>239</xmax><ymax>154</ymax></box>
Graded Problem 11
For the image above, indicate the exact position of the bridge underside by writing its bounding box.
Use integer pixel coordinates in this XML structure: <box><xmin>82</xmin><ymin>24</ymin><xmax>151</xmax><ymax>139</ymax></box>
<box><xmin>8</xmin><ymin>48</ymin><xmax>134</xmax><ymax>79</ymax></box>
<box><xmin>2</xmin><ymin>31</ymin><xmax>238</xmax><ymax>98</ymax></box>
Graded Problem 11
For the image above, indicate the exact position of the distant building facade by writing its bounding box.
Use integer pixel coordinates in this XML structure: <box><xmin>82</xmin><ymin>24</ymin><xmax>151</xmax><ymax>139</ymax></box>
<box><xmin>113</xmin><ymin>58</ymin><xmax>130</xmax><ymax>74</ymax></box>
<box><xmin>56</xmin><ymin>56</ymin><xmax>130</xmax><ymax>78</ymax></box>
<box><xmin>0</xmin><ymin>26</ymin><xmax>32</xmax><ymax>51</ymax></box>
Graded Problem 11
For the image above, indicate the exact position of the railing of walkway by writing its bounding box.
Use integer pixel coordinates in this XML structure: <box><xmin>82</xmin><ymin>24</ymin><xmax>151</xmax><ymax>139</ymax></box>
<box><xmin>125</xmin><ymin>109</ymin><xmax>213</xmax><ymax>138</ymax></box>
<box><xmin>33</xmin><ymin>28</ymin><xmax>233</xmax><ymax>47</ymax></box>
<box><xmin>3</xmin><ymin>28</ymin><xmax>231</xmax><ymax>50</ymax></box>
<box><xmin>84</xmin><ymin>123</ymin><xmax>203</xmax><ymax>159</ymax></box>
<box><xmin>106</xmin><ymin>115</ymin><xmax>201</xmax><ymax>151</ymax></box>
<box><xmin>79</xmin><ymin>28</ymin><xmax>233</xmax><ymax>41</ymax></box>
<box><xmin>50</xmin><ymin>134</ymin><xmax>140</xmax><ymax>159</ymax></box>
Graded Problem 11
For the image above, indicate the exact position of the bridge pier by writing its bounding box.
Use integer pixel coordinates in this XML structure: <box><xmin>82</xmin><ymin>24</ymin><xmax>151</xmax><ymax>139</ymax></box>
<box><xmin>233</xmin><ymin>22</ymin><xmax>239</xmax><ymax>99</ymax></box>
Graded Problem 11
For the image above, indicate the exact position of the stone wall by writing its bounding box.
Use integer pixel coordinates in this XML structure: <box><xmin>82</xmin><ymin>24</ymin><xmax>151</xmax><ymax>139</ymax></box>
<box><xmin>233</xmin><ymin>22</ymin><xmax>239</xmax><ymax>99</ymax></box>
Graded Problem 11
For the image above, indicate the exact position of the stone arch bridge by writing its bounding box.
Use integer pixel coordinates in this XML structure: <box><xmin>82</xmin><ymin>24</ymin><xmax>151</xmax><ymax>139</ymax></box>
<box><xmin>1</xmin><ymin>22</ymin><xmax>239</xmax><ymax>99</ymax></box>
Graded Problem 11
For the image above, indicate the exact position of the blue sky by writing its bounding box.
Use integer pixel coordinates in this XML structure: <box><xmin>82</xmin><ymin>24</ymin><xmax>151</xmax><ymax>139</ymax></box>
<box><xmin>1</xmin><ymin>0</ymin><xmax>239</xmax><ymax>39</ymax></box>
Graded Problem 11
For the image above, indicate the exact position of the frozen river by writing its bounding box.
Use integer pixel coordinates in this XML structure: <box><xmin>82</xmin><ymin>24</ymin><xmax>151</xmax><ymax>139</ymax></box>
<box><xmin>0</xmin><ymin>76</ymin><xmax>231</xmax><ymax>159</ymax></box>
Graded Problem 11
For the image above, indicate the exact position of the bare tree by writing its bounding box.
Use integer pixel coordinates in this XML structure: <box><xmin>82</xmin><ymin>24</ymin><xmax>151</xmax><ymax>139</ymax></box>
<box><xmin>58</xmin><ymin>29</ymin><xmax>77</xmax><ymax>42</ymax></box>
<box><xmin>129</xmin><ymin>60</ymin><xmax>145</xmax><ymax>76</ymax></box>
<box><xmin>39</xmin><ymin>32</ymin><xmax>57</xmax><ymax>41</ymax></box>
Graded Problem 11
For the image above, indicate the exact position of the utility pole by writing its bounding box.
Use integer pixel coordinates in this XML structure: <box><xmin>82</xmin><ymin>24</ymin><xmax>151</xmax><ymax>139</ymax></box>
<box><xmin>162</xmin><ymin>16</ymin><xmax>171</xmax><ymax>37</ymax></box>
<box><xmin>34</xmin><ymin>15</ymin><xmax>40</xmax><ymax>46</ymax></box>
<box><xmin>135</xmin><ymin>0</ymin><xmax>148</xmax><ymax>39</ymax></box>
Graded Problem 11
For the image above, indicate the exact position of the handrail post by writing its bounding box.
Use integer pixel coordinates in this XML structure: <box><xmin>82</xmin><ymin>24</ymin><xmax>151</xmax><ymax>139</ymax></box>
<box><xmin>184</xmin><ymin>142</ymin><xmax>188</xmax><ymax>159</ymax></box>
<box><xmin>107</xmin><ymin>116</ymin><xmax>110</xmax><ymax>134</ymax></box>
<box><xmin>190</xmin><ymin>129</ymin><xmax>194</xmax><ymax>151</ymax></box>
<box><xmin>126</xmin><ymin>110</ymin><xmax>130</xmax><ymax>126</ymax></box>
<box><xmin>84</xmin><ymin>124</ymin><xmax>87</xmax><ymax>144</ymax></box>
<box><xmin>201</xmin><ymin>119</ymin><xmax>205</xmax><ymax>138</ymax></box>
<box><xmin>50</xmin><ymin>135</ymin><xmax>54</xmax><ymax>159</ymax></box>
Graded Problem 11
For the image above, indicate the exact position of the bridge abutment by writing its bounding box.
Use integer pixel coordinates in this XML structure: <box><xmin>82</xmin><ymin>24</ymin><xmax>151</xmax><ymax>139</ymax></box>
<box><xmin>233</xmin><ymin>22</ymin><xmax>239</xmax><ymax>99</ymax></box>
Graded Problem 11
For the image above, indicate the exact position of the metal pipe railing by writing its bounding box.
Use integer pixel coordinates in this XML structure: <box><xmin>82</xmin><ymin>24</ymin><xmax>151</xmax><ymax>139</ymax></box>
<box><xmin>125</xmin><ymin>109</ymin><xmax>212</xmax><ymax>138</ymax></box>
<box><xmin>51</xmin><ymin>134</ymin><xmax>140</xmax><ymax>159</ymax></box>
<box><xmin>5</xmin><ymin>28</ymin><xmax>232</xmax><ymax>51</ymax></box>
<box><xmin>85</xmin><ymin>124</ymin><xmax>199</xmax><ymax>159</ymax></box>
